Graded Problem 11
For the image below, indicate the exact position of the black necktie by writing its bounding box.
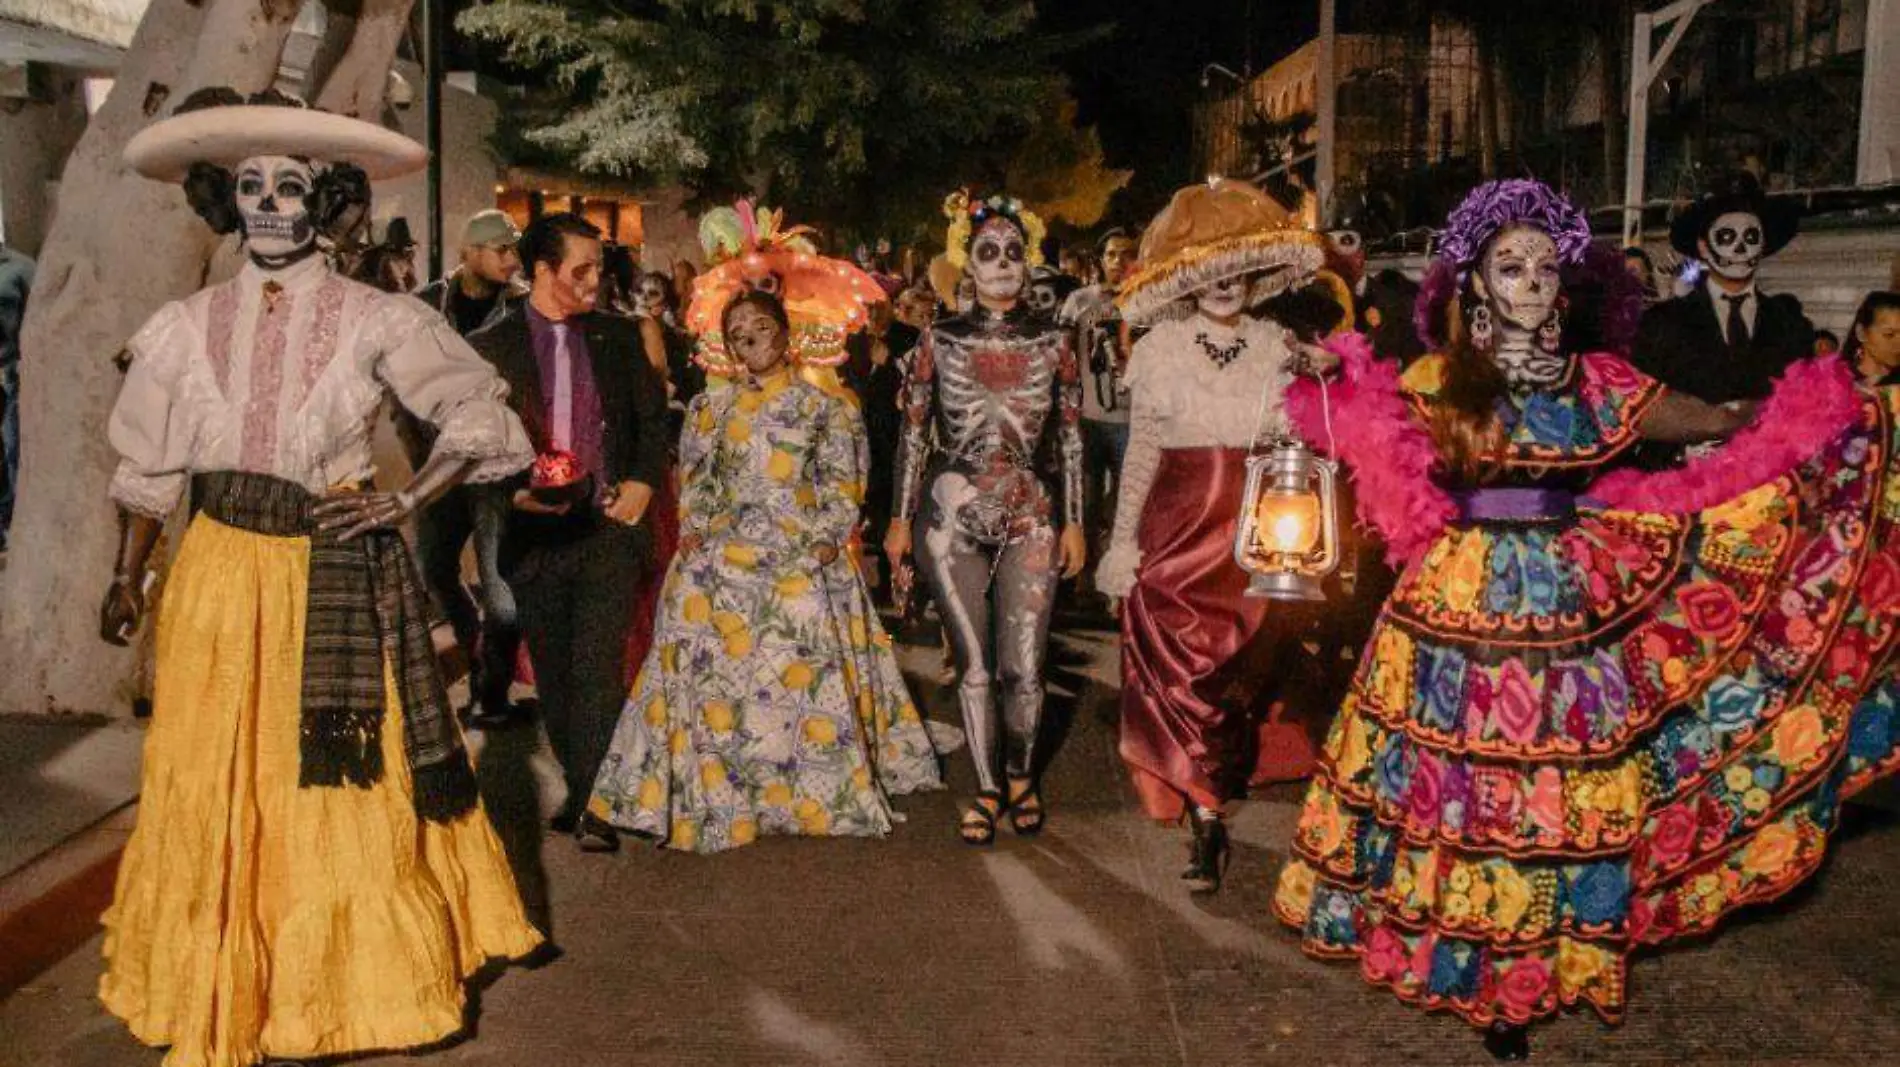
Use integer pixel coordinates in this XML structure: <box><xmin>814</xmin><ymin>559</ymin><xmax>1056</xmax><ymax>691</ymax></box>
<box><xmin>1724</xmin><ymin>293</ymin><xmax>1750</xmax><ymax>346</ymax></box>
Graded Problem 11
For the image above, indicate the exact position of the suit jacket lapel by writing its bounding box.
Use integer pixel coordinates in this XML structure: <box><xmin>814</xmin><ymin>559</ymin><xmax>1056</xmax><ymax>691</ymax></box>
<box><xmin>1686</xmin><ymin>291</ymin><xmax>1730</xmax><ymax>353</ymax></box>
<box><xmin>489</xmin><ymin>314</ymin><xmax>549</xmax><ymax>451</ymax></box>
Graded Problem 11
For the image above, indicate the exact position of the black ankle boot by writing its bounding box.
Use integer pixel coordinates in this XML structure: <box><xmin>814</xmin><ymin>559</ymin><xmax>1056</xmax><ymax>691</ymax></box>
<box><xmin>1182</xmin><ymin>810</ymin><xmax>1229</xmax><ymax>895</ymax></box>
<box><xmin>1483</xmin><ymin>1022</ymin><xmax>1530</xmax><ymax>1061</ymax></box>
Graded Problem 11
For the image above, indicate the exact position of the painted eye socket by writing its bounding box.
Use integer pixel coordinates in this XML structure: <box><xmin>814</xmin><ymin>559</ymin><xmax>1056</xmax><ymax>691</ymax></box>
<box><xmin>1715</xmin><ymin>228</ymin><xmax>1737</xmax><ymax>245</ymax></box>
<box><xmin>1004</xmin><ymin>242</ymin><xmax>1025</xmax><ymax>263</ymax></box>
<box><xmin>238</xmin><ymin>176</ymin><xmax>265</xmax><ymax>196</ymax></box>
<box><xmin>276</xmin><ymin>180</ymin><xmax>308</xmax><ymax>200</ymax></box>
<box><xmin>1743</xmin><ymin>227</ymin><xmax>1762</xmax><ymax>245</ymax></box>
<box><xmin>974</xmin><ymin>240</ymin><xmax>1002</xmax><ymax>264</ymax></box>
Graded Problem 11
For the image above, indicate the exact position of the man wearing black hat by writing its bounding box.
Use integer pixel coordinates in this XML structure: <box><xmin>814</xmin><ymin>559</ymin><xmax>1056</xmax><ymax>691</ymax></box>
<box><xmin>1632</xmin><ymin>171</ymin><xmax>1814</xmax><ymax>407</ymax></box>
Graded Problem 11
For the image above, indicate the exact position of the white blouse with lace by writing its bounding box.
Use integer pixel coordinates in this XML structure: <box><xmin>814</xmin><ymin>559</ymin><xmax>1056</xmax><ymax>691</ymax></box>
<box><xmin>1096</xmin><ymin>314</ymin><xmax>1295</xmax><ymax>597</ymax></box>
<box><xmin>108</xmin><ymin>257</ymin><xmax>532</xmax><ymax>518</ymax></box>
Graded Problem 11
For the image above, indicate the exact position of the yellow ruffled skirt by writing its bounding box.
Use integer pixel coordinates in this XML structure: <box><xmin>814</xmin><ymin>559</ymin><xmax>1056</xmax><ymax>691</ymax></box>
<box><xmin>99</xmin><ymin>515</ymin><xmax>543</xmax><ymax>1067</ymax></box>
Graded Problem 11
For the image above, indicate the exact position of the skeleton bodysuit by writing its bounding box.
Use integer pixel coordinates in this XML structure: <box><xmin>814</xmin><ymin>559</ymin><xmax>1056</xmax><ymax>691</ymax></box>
<box><xmin>896</xmin><ymin>303</ymin><xmax>1083</xmax><ymax>795</ymax></box>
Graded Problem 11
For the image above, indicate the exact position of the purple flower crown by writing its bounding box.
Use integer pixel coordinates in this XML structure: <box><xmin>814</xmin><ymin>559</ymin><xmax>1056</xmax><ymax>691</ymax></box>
<box><xmin>1434</xmin><ymin>179</ymin><xmax>1592</xmax><ymax>269</ymax></box>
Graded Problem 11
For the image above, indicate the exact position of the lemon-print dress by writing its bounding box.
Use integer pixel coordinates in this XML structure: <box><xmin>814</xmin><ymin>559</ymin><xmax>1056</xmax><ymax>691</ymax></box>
<box><xmin>589</xmin><ymin>368</ymin><xmax>943</xmax><ymax>852</ymax></box>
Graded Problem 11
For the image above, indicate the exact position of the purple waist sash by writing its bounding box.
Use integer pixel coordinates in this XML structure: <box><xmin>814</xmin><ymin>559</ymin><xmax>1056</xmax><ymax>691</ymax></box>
<box><xmin>1450</xmin><ymin>487</ymin><xmax>1577</xmax><ymax>525</ymax></box>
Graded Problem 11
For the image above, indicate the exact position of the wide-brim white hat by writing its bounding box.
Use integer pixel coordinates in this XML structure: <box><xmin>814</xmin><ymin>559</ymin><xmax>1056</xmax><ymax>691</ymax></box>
<box><xmin>124</xmin><ymin>105</ymin><xmax>428</xmax><ymax>181</ymax></box>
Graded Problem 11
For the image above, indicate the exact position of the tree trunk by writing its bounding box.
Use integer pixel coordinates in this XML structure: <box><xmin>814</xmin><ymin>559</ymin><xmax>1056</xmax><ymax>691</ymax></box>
<box><xmin>0</xmin><ymin>0</ymin><xmax>303</xmax><ymax>715</ymax></box>
<box><xmin>305</xmin><ymin>0</ymin><xmax>416</xmax><ymax>119</ymax></box>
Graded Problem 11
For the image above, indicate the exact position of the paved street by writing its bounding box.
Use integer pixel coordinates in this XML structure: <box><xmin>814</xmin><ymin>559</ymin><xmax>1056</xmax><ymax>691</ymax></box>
<box><xmin>3</xmin><ymin>606</ymin><xmax>1899</xmax><ymax>1066</ymax></box>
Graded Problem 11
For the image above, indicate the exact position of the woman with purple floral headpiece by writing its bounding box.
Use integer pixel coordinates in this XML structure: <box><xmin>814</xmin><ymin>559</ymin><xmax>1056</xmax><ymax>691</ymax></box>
<box><xmin>1271</xmin><ymin>178</ymin><xmax>1900</xmax><ymax>1058</ymax></box>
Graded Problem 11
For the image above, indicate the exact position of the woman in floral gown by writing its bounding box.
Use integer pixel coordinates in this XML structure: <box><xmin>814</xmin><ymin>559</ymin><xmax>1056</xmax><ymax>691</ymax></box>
<box><xmin>1272</xmin><ymin>180</ymin><xmax>1900</xmax><ymax>1059</ymax></box>
<box><xmin>588</xmin><ymin>290</ymin><xmax>942</xmax><ymax>853</ymax></box>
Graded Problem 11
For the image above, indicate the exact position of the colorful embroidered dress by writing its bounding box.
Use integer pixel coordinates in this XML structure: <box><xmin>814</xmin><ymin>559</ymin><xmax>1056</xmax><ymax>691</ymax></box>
<box><xmin>1274</xmin><ymin>340</ymin><xmax>1900</xmax><ymax>1027</ymax></box>
<box><xmin>588</xmin><ymin>369</ymin><xmax>942</xmax><ymax>853</ymax></box>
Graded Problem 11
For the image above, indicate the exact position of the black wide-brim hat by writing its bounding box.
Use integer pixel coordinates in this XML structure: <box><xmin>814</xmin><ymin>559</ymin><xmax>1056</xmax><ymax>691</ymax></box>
<box><xmin>1669</xmin><ymin>170</ymin><xmax>1801</xmax><ymax>259</ymax></box>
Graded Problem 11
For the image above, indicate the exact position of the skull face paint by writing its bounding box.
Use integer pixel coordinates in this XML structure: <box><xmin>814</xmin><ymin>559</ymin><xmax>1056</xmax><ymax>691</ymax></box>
<box><xmin>634</xmin><ymin>276</ymin><xmax>670</xmax><ymax>317</ymax></box>
<box><xmin>968</xmin><ymin>217</ymin><xmax>1028</xmax><ymax>305</ymax></box>
<box><xmin>1477</xmin><ymin>224</ymin><xmax>1562</xmax><ymax>332</ymax></box>
<box><xmin>1702</xmin><ymin>210</ymin><xmax>1764</xmax><ymax>282</ymax></box>
<box><xmin>725</xmin><ymin>301</ymin><xmax>789</xmax><ymax>376</ymax></box>
<box><xmin>234</xmin><ymin>155</ymin><xmax>318</xmax><ymax>266</ymax></box>
<box><xmin>1026</xmin><ymin>268</ymin><xmax>1066</xmax><ymax>314</ymax></box>
<box><xmin>1194</xmin><ymin>274</ymin><xmax>1249</xmax><ymax>321</ymax></box>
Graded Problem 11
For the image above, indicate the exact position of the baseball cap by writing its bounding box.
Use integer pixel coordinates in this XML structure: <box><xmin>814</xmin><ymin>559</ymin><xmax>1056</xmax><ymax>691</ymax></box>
<box><xmin>462</xmin><ymin>209</ymin><xmax>521</xmax><ymax>249</ymax></box>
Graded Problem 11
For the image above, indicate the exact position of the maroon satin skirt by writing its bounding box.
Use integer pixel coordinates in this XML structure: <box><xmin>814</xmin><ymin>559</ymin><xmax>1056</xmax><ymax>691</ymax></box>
<box><xmin>1120</xmin><ymin>447</ymin><xmax>1318</xmax><ymax>821</ymax></box>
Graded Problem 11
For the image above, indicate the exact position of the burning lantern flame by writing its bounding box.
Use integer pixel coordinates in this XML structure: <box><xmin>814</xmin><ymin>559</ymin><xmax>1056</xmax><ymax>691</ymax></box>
<box><xmin>1233</xmin><ymin>438</ymin><xmax>1340</xmax><ymax>601</ymax></box>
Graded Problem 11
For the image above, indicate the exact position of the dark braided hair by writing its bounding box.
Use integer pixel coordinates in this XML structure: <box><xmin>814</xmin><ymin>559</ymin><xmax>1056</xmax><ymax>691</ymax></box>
<box><xmin>172</xmin><ymin>86</ymin><xmax>370</xmax><ymax>240</ymax></box>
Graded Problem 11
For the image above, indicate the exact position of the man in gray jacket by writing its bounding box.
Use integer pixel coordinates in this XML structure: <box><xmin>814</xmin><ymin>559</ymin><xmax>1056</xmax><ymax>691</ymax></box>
<box><xmin>404</xmin><ymin>210</ymin><xmax>530</xmax><ymax>726</ymax></box>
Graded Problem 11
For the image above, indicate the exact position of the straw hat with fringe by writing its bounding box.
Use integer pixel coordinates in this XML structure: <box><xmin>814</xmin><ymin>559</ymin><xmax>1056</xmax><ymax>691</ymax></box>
<box><xmin>1116</xmin><ymin>178</ymin><xmax>1325</xmax><ymax>327</ymax></box>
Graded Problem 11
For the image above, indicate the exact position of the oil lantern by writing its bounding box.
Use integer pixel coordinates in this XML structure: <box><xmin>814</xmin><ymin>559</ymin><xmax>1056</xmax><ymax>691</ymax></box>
<box><xmin>1232</xmin><ymin>437</ymin><xmax>1340</xmax><ymax>601</ymax></box>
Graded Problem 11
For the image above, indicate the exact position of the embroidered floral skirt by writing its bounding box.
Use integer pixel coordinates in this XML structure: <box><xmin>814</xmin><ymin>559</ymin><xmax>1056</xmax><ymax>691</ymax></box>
<box><xmin>100</xmin><ymin>515</ymin><xmax>543</xmax><ymax>1067</ymax></box>
<box><xmin>589</xmin><ymin>535</ymin><xmax>943</xmax><ymax>854</ymax></box>
<box><xmin>1273</xmin><ymin>393</ymin><xmax>1900</xmax><ymax>1027</ymax></box>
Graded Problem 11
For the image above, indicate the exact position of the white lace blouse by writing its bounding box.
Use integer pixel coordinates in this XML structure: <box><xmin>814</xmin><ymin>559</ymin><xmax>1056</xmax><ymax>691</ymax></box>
<box><xmin>108</xmin><ymin>257</ymin><xmax>532</xmax><ymax>518</ymax></box>
<box><xmin>1096</xmin><ymin>314</ymin><xmax>1294</xmax><ymax>597</ymax></box>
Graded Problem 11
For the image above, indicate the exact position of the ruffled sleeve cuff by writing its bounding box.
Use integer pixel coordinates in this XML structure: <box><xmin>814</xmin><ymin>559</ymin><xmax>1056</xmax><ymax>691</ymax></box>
<box><xmin>1095</xmin><ymin>541</ymin><xmax>1141</xmax><ymax>598</ymax></box>
<box><xmin>109</xmin><ymin>463</ymin><xmax>184</xmax><ymax>519</ymax></box>
<box><xmin>430</xmin><ymin>383</ymin><xmax>534</xmax><ymax>484</ymax></box>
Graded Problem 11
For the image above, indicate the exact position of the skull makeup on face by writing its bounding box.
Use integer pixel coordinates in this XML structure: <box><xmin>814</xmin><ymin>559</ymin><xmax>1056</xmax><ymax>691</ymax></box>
<box><xmin>635</xmin><ymin>275</ymin><xmax>670</xmax><ymax>317</ymax></box>
<box><xmin>1701</xmin><ymin>210</ymin><xmax>1764</xmax><ymax>282</ymax></box>
<box><xmin>1194</xmin><ymin>273</ymin><xmax>1249</xmax><ymax>321</ymax></box>
<box><xmin>1027</xmin><ymin>269</ymin><xmax>1061</xmax><ymax>314</ymax></box>
<box><xmin>234</xmin><ymin>154</ymin><xmax>319</xmax><ymax>266</ymax></box>
<box><xmin>968</xmin><ymin>217</ymin><xmax>1029</xmax><ymax>306</ymax></box>
<box><xmin>1476</xmin><ymin>224</ymin><xmax>1562</xmax><ymax>332</ymax></box>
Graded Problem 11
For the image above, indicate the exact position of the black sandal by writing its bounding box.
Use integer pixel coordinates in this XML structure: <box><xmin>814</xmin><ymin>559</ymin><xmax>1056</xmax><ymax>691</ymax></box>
<box><xmin>959</xmin><ymin>791</ymin><xmax>1004</xmax><ymax>846</ymax></box>
<box><xmin>1007</xmin><ymin>781</ymin><xmax>1045</xmax><ymax>837</ymax></box>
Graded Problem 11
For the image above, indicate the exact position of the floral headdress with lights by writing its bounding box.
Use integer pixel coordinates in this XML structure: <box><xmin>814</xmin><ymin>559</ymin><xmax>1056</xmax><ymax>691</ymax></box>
<box><xmin>685</xmin><ymin>200</ymin><xmax>885</xmax><ymax>375</ymax></box>
<box><xmin>943</xmin><ymin>190</ymin><xmax>1046</xmax><ymax>271</ymax></box>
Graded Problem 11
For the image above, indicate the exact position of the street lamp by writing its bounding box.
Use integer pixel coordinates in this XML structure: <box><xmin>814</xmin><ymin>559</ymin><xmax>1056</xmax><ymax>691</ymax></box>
<box><xmin>1201</xmin><ymin>62</ymin><xmax>1246</xmax><ymax>90</ymax></box>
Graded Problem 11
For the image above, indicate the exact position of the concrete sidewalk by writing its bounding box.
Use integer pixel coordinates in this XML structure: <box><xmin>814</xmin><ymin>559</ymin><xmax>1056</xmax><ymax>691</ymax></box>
<box><xmin>0</xmin><ymin>715</ymin><xmax>144</xmax><ymax>999</ymax></box>
<box><xmin>1</xmin><ymin>616</ymin><xmax>1898</xmax><ymax>1065</ymax></box>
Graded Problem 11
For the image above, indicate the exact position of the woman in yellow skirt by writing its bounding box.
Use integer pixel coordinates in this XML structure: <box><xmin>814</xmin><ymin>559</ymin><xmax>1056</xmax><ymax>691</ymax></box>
<box><xmin>94</xmin><ymin>88</ymin><xmax>542</xmax><ymax>1067</ymax></box>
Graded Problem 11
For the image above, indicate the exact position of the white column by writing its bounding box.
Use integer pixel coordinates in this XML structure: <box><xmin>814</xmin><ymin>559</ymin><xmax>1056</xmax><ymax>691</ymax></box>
<box><xmin>1858</xmin><ymin>0</ymin><xmax>1898</xmax><ymax>185</ymax></box>
<box><xmin>1623</xmin><ymin>11</ymin><xmax>1653</xmax><ymax>248</ymax></box>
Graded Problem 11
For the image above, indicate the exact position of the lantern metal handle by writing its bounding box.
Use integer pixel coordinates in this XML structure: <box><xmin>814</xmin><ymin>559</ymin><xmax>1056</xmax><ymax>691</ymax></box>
<box><xmin>1309</xmin><ymin>453</ymin><xmax>1340</xmax><ymax>571</ymax></box>
<box><xmin>1247</xmin><ymin>342</ymin><xmax>1337</xmax><ymax>459</ymax></box>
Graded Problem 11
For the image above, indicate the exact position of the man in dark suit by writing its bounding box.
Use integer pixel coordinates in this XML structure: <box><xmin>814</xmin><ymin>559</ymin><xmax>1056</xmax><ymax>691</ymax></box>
<box><xmin>468</xmin><ymin>212</ymin><xmax>668</xmax><ymax>851</ymax></box>
<box><xmin>1632</xmin><ymin>171</ymin><xmax>1813</xmax><ymax>406</ymax></box>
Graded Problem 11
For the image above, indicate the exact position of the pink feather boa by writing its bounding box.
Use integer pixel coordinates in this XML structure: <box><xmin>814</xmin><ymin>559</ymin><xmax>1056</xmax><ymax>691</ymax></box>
<box><xmin>1286</xmin><ymin>333</ymin><xmax>1454</xmax><ymax>567</ymax></box>
<box><xmin>1286</xmin><ymin>338</ymin><xmax>1866</xmax><ymax>566</ymax></box>
<box><xmin>1586</xmin><ymin>354</ymin><xmax>1863</xmax><ymax>512</ymax></box>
